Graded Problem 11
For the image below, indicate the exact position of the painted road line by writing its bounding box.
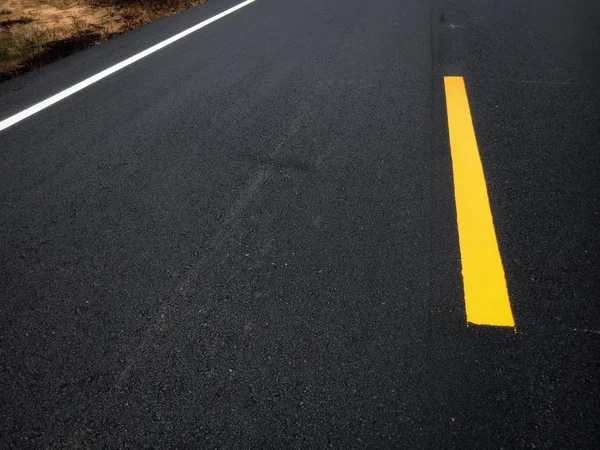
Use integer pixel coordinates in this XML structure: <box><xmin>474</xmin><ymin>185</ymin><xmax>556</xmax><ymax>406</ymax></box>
<box><xmin>0</xmin><ymin>0</ymin><xmax>256</xmax><ymax>133</ymax></box>
<box><xmin>444</xmin><ymin>76</ymin><xmax>515</xmax><ymax>327</ymax></box>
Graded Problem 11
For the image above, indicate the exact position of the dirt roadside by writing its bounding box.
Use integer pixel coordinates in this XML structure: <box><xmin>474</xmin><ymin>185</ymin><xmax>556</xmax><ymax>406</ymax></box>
<box><xmin>0</xmin><ymin>0</ymin><xmax>207</xmax><ymax>81</ymax></box>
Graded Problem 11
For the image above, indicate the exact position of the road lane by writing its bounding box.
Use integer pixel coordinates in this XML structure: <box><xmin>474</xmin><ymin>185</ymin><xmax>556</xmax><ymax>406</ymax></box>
<box><xmin>430</xmin><ymin>0</ymin><xmax>600</xmax><ymax>446</ymax></box>
<box><xmin>1</xmin><ymin>0</ymin><xmax>442</xmax><ymax>446</ymax></box>
<box><xmin>1</xmin><ymin>0</ymin><xmax>599</xmax><ymax>447</ymax></box>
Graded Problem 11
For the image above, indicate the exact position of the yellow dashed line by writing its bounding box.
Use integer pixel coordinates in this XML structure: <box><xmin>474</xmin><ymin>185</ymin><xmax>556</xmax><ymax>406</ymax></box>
<box><xmin>444</xmin><ymin>76</ymin><xmax>515</xmax><ymax>327</ymax></box>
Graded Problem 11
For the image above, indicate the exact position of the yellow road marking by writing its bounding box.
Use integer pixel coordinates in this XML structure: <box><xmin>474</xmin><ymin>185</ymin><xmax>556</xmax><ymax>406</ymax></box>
<box><xmin>443</xmin><ymin>76</ymin><xmax>515</xmax><ymax>327</ymax></box>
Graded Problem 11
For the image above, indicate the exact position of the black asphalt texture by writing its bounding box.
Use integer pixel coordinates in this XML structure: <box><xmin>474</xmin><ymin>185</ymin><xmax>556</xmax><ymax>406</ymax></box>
<box><xmin>1</xmin><ymin>0</ymin><xmax>599</xmax><ymax>447</ymax></box>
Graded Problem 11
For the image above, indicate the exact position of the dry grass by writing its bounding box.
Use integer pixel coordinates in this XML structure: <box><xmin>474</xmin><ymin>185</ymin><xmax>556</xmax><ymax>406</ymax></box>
<box><xmin>0</xmin><ymin>0</ymin><xmax>207</xmax><ymax>80</ymax></box>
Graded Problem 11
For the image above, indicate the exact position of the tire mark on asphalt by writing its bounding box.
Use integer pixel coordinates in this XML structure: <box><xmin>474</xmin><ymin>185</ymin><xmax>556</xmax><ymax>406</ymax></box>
<box><xmin>115</xmin><ymin>114</ymin><xmax>306</xmax><ymax>387</ymax></box>
<box><xmin>61</xmin><ymin>110</ymin><xmax>312</xmax><ymax>448</ymax></box>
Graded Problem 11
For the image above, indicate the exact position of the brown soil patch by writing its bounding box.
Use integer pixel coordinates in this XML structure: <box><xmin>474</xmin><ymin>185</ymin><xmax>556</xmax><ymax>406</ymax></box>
<box><xmin>0</xmin><ymin>0</ymin><xmax>206</xmax><ymax>81</ymax></box>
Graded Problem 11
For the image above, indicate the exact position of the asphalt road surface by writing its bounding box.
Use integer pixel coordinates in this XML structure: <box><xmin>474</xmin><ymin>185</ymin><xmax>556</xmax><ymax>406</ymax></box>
<box><xmin>1</xmin><ymin>0</ymin><xmax>599</xmax><ymax>447</ymax></box>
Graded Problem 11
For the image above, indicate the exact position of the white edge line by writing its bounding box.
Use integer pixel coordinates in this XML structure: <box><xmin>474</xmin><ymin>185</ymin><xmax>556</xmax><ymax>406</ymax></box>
<box><xmin>0</xmin><ymin>0</ymin><xmax>256</xmax><ymax>133</ymax></box>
